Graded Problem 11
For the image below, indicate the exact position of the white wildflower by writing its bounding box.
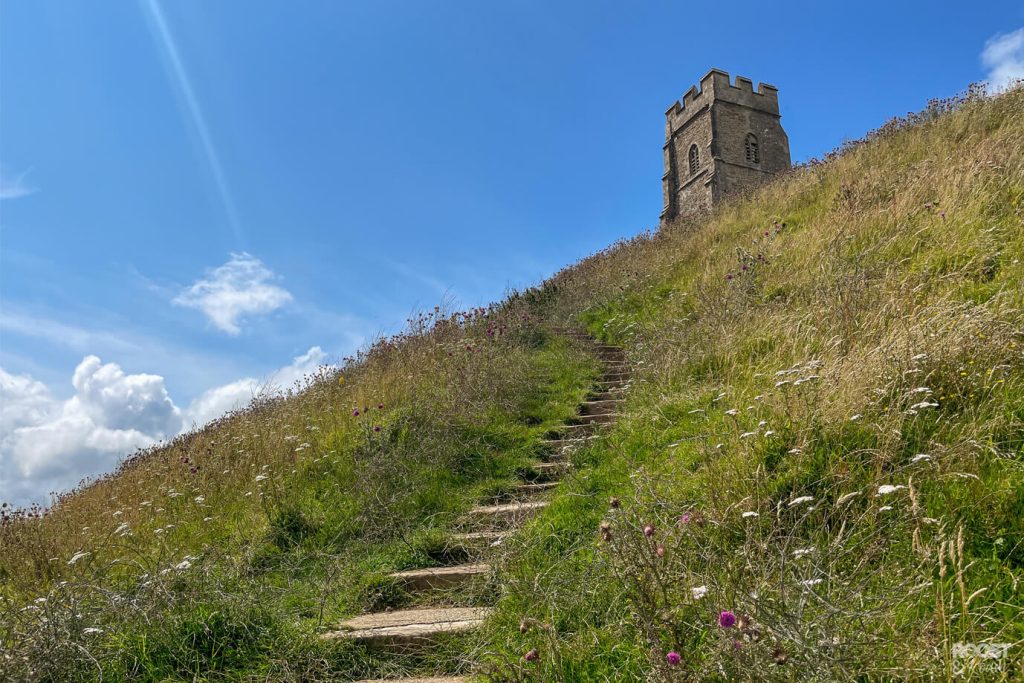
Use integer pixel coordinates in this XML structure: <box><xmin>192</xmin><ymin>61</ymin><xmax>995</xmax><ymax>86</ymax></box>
<box><xmin>691</xmin><ymin>585</ymin><xmax>709</xmax><ymax>600</ymax></box>
<box><xmin>835</xmin><ymin>491</ymin><xmax>860</xmax><ymax>506</ymax></box>
<box><xmin>775</xmin><ymin>380</ymin><xmax>790</xmax><ymax>388</ymax></box>
<box><xmin>911</xmin><ymin>353</ymin><xmax>928</xmax><ymax>361</ymax></box>
<box><xmin>741</xmin><ymin>511</ymin><xmax>759</xmax><ymax>518</ymax></box>
<box><xmin>910</xmin><ymin>454</ymin><xmax>932</xmax><ymax>463</ymax></box>
<box><xmin>114</xmin><ymin>523</ymin><xmax>130</xmax><ymax>536</ymax></box>
<box><xmin>789</xmin><ymin>496</ymin><xmax>814</xmax><ymax>507</ymax></box>
<box><xmin>725</xmin><ymin>409</ymin><xmax>739</xmax><ymax>416</ymax></box>
<box><xmin>876</xmin><ymin>484</ymin><xmax>906</xmax><ymax>496</ymax></box>
<box><xmin>687</xmin><ymin>409</ymin><xmax>705</xmax><ymax>414</ymax></box>
<box><xmin>849</xmin><ymin>414</ymin><xmax>862</xmax><ymax>421</ymax></box>
<box><xmin>255</xmin><ymin>474</ymin><xmax>268</xmax><ymax>482</ymax></box>
<box><xmin>194</xmin><ymin>496</ymin><xmax>205</xmax><ymax>504</ymax></box>
<box><xmin>879</xmin><ymin>505</ymin><xmax>894</xmax><ymax>512</ymax></box>
<box><xmin>740</xmin><ymin>431</ymin><xmax>758</xmax><ymax>439</ymax></box>
<box><xmin>792</xmin><ymin>548</ymin><xmax>813</xmax><ymax>558</ymax></box>
<box><xmin>82</xmin><ymin>627</ymin><xmax>103</xmax><ymax>635</ymax></box>
<box><xmin>175</xmin><ymin>560</ymin><xmax>192</xmax><ymax>571</ymax></box>
<box><xmin>67</xmin><ymin>551</ymin><xmax>90</xmax><ymax>565</ymax></box>
<box><xmin>909</xmin><ymin>401</ymin><xmax>939</xmax><ymax>410</ymax></box>
<box><xmin>800</xmin><ymin>578</ymin><xmax>823</xmax><ymax>587</ymax></box>
<box><xmin>911</xmin><ymin>387</ymin><xmax>931</xmax><ymax>394</ymax></box>
<box><xmin>764</xmin><ymin>430</ymin><xmax>775</xmax><ymax>437</ymax></box>
<box><xmin>788</xmin><ymin>447</ymin><xmax>802</xmax><ymax>454</ymax></box>
<box><xmin>757</xmin><ymin>420</ymin><xmax>768</xmax><ymax>427</ymax></box>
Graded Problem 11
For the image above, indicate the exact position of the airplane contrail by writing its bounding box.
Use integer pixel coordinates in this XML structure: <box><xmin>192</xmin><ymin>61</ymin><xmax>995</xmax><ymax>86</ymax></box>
<box><xmin>140</xmin><ymin>0</ymin><xmax>244</xmax><ymax>246</ymax></box>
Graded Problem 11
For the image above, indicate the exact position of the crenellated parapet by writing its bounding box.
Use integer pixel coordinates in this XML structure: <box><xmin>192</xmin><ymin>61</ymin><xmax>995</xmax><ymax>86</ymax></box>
<box><xmin>660</xmin><ymin>69</ymin><xmax>791</xmax><ymax>227</ymax></box>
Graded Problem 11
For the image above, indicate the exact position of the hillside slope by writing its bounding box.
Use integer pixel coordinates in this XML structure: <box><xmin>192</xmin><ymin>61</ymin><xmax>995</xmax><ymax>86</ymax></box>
<box><xmin>2</xmin><ymin>86</ymin><xmax>1022</xmax><ymax>681</ymax></box>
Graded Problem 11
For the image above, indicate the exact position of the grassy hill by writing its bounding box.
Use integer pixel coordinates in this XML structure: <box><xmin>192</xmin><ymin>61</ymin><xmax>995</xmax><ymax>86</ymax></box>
<box><xmin>2</xmin><ymin>85</ymin><xmax>1022</xmax><ymax>681</ymax></box>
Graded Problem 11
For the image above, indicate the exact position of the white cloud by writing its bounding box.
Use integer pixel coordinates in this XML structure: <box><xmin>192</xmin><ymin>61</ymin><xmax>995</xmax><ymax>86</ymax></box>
<box><xmin>1</xmin><ymin>347</ymin><xmax>331</xmax><ymax>507</ymax></box>
<box><xmin>173</xmin><ymin>253</ymin><xmax>293</xmax><ymax>334</ymax></box>
<box><xmin>0</xmin><ymin>168</ymin><xmax>37</xmax><ymax>200</ymax></box>
<box><xmin>982</xmin><ymin>27</ymin><xmax>1024</xmax><ymax>92</ymax></box>
<box><xmin>1</xmin><ymin>361</ymin><xmax>181</xmax><ymax>507</ymax></box>
<box><xmin>182</xmin><ymin>346</ymin><xmax>329</xmax><ymax>428</ymax></box>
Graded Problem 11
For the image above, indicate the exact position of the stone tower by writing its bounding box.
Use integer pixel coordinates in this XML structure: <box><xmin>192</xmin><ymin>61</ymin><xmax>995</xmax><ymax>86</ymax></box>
<box><xmin>660</xmin><ymin>69</ymin><xmax>791</xmax><ymax>226</ymax></box>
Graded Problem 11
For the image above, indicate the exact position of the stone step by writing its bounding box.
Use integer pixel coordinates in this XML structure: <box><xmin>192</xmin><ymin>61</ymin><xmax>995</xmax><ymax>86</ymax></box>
<box><xmin>356</xmin><ymin>678</ymin><xmax>472</xmax><ymax>683</ymax></box>
<box><xmin>323</xmin><ymin>607</ymin><xmax>490</xmax><ymax>651</ymax></box>
<box><xmin>540</xmin><ymin>434</ymin><xmax>599</xmax><ymax>448</ymax></box>
<box><xmin>580</xmin><ymin>399</ymin><xmax>622</xmax><ymax>415</ymax></box>
<box><xmin>389</xmin><ymin>563</ymin><xmax>490</xmax><ymax>591</ymax></box>
<box><xmin>527</xmin><ymin>461</ymin><xmax>569</xmax><ymax>477</ymax></box>
<box><xmin>516</xmin><ymin>481</ymin><xmax>560</xmax><ymax>494</ymax></box>
<box><xmin>355</xmin><ymin>677</ymin><xmax>472</xmax><ymax>683</ymax></box>
<box><xmin>466</xmin><ymin>500</ymin><xmax>548</xmax><ymax>527</ymax></box>
<box><xmin>568</xmin><ymin>412</ymin><xmax>620</xmax><ymax>426</ymax></box>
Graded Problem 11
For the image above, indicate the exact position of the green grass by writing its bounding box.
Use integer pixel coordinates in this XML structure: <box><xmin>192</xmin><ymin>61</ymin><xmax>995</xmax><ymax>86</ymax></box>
<box><xmin>3</xmin><ymin>86</ymin><xmax>1023</xmax><ymax>681</ymax></box>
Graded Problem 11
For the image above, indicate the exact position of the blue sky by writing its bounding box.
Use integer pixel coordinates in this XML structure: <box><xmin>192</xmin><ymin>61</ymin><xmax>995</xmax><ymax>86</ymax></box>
<box><xmin>2</xmin><ymin>1</ymin><xmax>1023</xmax><ymax>506</ymax></box>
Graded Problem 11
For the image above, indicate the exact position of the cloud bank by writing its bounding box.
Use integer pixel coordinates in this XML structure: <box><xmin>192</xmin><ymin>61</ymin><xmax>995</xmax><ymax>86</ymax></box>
<box><xmin>1</xmin><ymin>348</ymin><xmax>329</xmax><ymax>507</ymax></box>
<box><xmin>174</xmin><ymin>253</ymin><xmax>293</xmax><ymax>334</ymax></box>
<box><xmin>982</xmin><ymin>27</ymin><xmax>1024</xmax><ymax>92</ymax></box>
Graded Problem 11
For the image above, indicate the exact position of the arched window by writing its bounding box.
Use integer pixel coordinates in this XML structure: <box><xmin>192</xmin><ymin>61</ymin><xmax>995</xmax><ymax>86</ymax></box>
<box><xmin>745</xmin><ymin>134</ymin><xmax>760</xmax><ymax>164</ymax></box>
<box><xmin>688</xmin><ymin>144</ymin><xmax>700</xmax><ymax>175</ymax></box>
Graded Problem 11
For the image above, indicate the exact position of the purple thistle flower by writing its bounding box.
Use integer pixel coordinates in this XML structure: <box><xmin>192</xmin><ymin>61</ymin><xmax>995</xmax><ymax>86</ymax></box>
<box><xmin>719</xmin><ymin>611</ymin><xmax>737</xmax><ymax>628</ymax></box>
<box><xmin>643</xmin><ymin>524</ymin><xmax>655</xmax><ymax>537</ymax></box>
<box><xmin>524</xmin><ymin>648</ymin><xmax>539</xmax><ymax>662</ymax></box>
<box><xmin>373</xmin><ymin>426</ymin><xmax>381</xmax><ymax>432</ymax></box>
<box><xmin>680</xmin><ymin>512</ymin><xmax>691</xmax><ymax>524</ymax></box>
<box><xmin>352</xmin><ymin>409</ymin><xmax>360</xmax><ymax>417</ymax></box>
<box><xmin>666</xmin><ymin>651</ymin><xmax>681</xmax><ymax>666</ymax></box>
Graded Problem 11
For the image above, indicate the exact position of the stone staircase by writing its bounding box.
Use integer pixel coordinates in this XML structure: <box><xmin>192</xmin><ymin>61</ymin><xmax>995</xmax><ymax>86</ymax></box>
<box><xmin>321</xmin><ymin>329</ymin><xmax>630</xmax><ymax>681</ymax></box>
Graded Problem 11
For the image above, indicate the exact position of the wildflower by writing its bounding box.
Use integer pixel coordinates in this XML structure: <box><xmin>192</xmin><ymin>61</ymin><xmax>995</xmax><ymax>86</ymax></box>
<box><xmin>692</xmin><ymin>585</ymin><xmax>708</xmax><ymax>600</ymax></box>
<box><xmin>175</xmin><ymin>559</ymin><xmax>192</xmax><ymax>571</ymax></box>
<box><xmin>377</xmin><ymin>404</ymin><xmax>384</xmax><ymax>409</ymax></box>
<box><xmin>910</xmin><ymin>453</ymin><xmax>932</xmax><ymax>463</ymax></box>
<box><xmin>835</xmin><ymin>491</ymin><xmax>860</xmax><ymax>506</ymax></box>
<box><xmin>792</xmin><ymin>548</ymin><xmax>813</xmax><ymax>558</ymax></box>
<box><xmin>764</xmin><ymin>430</ymin><xmax>775</xmax><ymax>437</ymax></box>
<box><xmin>911</xmin><ymin>387</ymin><xmax>931</xmax><ymax>394</ymax></box>
<box><xmin>373</xmin><ymin>426</ymin><xmax>381</xmax><ymax>432</ymax></box>
<box><xmin>876</xmin><ymin>484</ymin><xmax>906</xmax><ymax>496</ymax></box>
<box><xmin>719</xmin><ymin>611</ymin><xmax>737</xmax><ymax>628</ymax></box>
<box><xmin>666</xmin><ymin>651</ymin><xmax>682</xmax><ymax>666</ymax></box>
<box><xmin>741</xmin><ymin>511</ymin><xmax>759</xmax><ymax>518</ymax></box>
<box><xmin>879</xmin><ymin>505</ymin><xmax>893</xmax><ymax>512</ymax></box>
<box><xmin>725</xmin><ymin>408</ymin><xmax>739</xmax><ymax>416</ymax></box>
<box><xmin>774</xmin><ymin>380</ymin><xmax>790</xmax><ymax>388</ymax></box>
<box><xmin>82</xmin><ymin>627</ymin><xmax>103</xmax><ymax>635</ymax></box>
<box><xmin>788</xmin><ymin>496</ymin><xmax>814</xmax><ymax>507</ymax></box>
<box><xmin>849</xmin><ymin>414</ymin><xmax>862</xmax><ymax>421</ymax></box>
<box><xmin>609</xmin><ymin>497</ymin><xmax>620</xmax><ymax>509</ymax></box>
<box><xmin>911</xmin><ymin>353</ymin><xmax>928</xmax><ymax>361</ymax></box>
<box><xmin>643</xmin><ymin>524</ymin><xmax>655</xmax><ymax>537</ymax></box>
<box><xmin>680</xmin><ymin>512</ymin><xmax>691</xmax><ymax>524</ymax></box>
<box><xmin>67</xmin><ymin>551</ymin><xmax>90</xmax><ymax>566</ymax></box>
<box><xmin>524</xmin><ymin>648</ymin><xmax>539</xmax><ymax>662</ymax></box>
<box><xmin>740</xmin><ymin>431</ymin><xmax>757</xmax><ymax>439</ymax></box>
<box><xmin>772</xmin><ymin>647</ymin><xmax>789</xmax><ymax>665</ymax></box>
<box><xmin>733</xmin><ymin>639</ymin><xmax>743</xmax><ymax>650</ymax></box>
<box><xmin>600</xmin><ymin>521</ymin><xmax>613</xmax><ymax>542</ymax></box>
<box><xmin>194</xmin><ymin>496</ymin><xmax>205</xmax><ymax>504</ymax></box>
<box><xmin>909</xmin><ymin>401</ymin><xmax>938</xmax><ymax>410</ymax></box>
<box><xmin>655</xmin><ymin>544</ymin><xmax>666</xmax><ymax>557</ymax></box>
<box><xmin>799</xmin><ymin>578</ymin><xmax>822</xmax><ymax>587</ymax></box>
<box><xmin>255</xmin><ymin>474</ymin><xmax>268</xmax><ymax>482</ymax></box>
<box><xmin>788</xmin><ymin>447</ymin><xmax>802</xmax><ymax>454</ymax></box>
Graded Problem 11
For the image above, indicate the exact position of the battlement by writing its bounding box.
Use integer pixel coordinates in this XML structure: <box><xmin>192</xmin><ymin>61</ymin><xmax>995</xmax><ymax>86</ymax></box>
<box><xmin>665</xmin><ymin>69</ymin><xmax>780</xmax><ymax>131</ymax></box>
<box><xmin>660</xmin><ymin>68</ymin><xmax>791</xmax><ymax>227</ymax></box>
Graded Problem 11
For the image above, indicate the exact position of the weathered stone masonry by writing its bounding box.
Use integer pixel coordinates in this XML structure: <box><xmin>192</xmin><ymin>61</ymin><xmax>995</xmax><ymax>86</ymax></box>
<box><xmin>660</xmin><ymin>69</ymin><xmax>791</xmax><ymax>226</ymax></box>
